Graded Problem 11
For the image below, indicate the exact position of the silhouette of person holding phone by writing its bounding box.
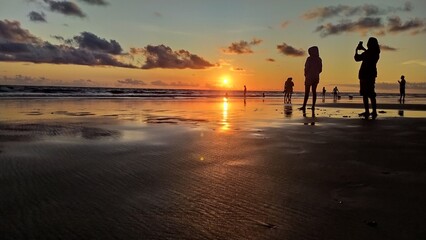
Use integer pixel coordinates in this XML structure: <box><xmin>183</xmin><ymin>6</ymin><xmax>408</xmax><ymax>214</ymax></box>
<box><xmin>354</xmin><ymin>38</ymin><xmax>380</xmax><ymax>120</ymax></box>
<box><xmin>300</xmin><ymin>46</ymin><xmax>322</xmax><ymax>116</ymax></box>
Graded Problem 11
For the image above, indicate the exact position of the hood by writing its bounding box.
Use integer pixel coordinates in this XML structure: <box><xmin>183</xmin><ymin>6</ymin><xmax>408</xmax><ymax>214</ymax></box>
<box><xmin>308</xmin><ymin>46</ymin><xmax>319</xmax><ymax>57</ymax></box>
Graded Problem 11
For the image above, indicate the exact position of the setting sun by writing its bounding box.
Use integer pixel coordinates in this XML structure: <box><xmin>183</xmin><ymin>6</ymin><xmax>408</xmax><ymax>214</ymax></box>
<box><xmin>222</xmin><ymin>76</ymin><xmax>231</xmax><ymax>88</ymax></box>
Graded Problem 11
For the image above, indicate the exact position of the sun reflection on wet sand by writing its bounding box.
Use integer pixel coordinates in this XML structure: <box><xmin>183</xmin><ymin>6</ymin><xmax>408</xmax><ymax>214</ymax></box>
<box><xmin>220</xmin><ymin>97</ymin><xmax>230</xmax><ymax>132</ymax></box>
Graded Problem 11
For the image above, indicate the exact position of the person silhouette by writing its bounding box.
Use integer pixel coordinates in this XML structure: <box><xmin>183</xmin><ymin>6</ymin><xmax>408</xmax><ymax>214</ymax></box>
<box><xmin>332</xmin><ymin>86</ymin><xmax>339</xmax><ymax>100</ymax></box>
<box><xmin>284</xmin><ymin>77</ymin><xmax>294</xmax><ymax>103</ymax></box>
<box><xmin>322</xmin><ymin>87</ymin><xmax>326</xmax><ymax>100</ymax></box>
<box><xmin>300</xmin><ymin>46</ymin><xmax>322</xmax><ymax>115</ymax></box>
<box><xmin>244</xmin><ymin>85</ymin><xmax>247</xmax><ymax>98</ymax></box>
<box><xmin>354</xmin><ymin>37</ymin><xmax>380</xmax><ymax>120</ymax></box>
<box><xmin>398</xmin><ymin>75</ymin><xmax>406</xmax><ymax>103</ymax></box>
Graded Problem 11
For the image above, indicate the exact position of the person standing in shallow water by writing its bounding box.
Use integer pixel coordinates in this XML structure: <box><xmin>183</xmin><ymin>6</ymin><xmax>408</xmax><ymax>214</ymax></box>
<box><xmin>284</xmin><ymin>77</ymin><xmax>294</xmax><ymax>103</ymax></box>
<box><xmin>354</xmin><ymin>37</ymin><xmax>380</xmax><ymax>120</ymax></box>
<box><xmin>300</xmin><ymin>46</ymin><xmax>322</xmax><ymax>115</ymax></box>
<box><xmin>398</xmin><ymin>75</ymin><xmax>406</xmax><ymax>103</ymax></box>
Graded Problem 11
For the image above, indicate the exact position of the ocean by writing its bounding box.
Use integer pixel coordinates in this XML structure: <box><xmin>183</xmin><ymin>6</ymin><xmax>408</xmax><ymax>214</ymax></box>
<box><xmin>1</xmin><ymin>85</ymin><xmax>426</xmax><ymax>102</ymax></box>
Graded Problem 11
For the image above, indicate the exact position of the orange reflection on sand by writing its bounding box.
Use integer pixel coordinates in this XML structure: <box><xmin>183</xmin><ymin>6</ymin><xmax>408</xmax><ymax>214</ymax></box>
<box><xmin>221</xmin><ymin>97</ymin><xmax>230</xmax><ymax>132</ymax></box>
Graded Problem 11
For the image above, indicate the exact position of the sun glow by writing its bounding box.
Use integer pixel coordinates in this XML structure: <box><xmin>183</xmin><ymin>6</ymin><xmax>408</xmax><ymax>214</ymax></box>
<box><xmin>221</xmin><ymin>76</ymin><xmax>231</xmax><ymax>88</ymax></box>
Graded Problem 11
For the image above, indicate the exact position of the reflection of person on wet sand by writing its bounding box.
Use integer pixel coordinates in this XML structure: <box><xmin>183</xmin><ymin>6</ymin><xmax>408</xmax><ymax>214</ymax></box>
<box><xmin>398</xmin><ymin>75</ymin><xmax>406</xmax><ymax>103</ymax></box>
<box><xmin>284</xmin><ymin>105</ymin><xmax>292</xmax><ymax>118</ymax></box>
<box><xmin>354</xmin><ymin>37</ymin><xmax>380</xmax><ymax>120</ymax></box>
<box><xmin>299</xmin><ymin>46</ymin><xmax>322</xmax><ymax>116</ymax></box>
<box><xmin>283</xmin><ymin>77</ymin><xmax>294</xmax><ymax>103</ymax></box>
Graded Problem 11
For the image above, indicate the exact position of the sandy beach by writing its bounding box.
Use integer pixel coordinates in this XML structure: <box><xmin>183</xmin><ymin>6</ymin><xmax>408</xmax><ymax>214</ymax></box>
<box><xmin>1</xmin><ymin>97</ymin><xmax>426</xmax><ymax>240</ymax></box>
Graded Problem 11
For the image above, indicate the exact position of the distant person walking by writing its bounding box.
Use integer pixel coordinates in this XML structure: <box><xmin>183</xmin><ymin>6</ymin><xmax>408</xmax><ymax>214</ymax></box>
<box><xmin>284</xmin><ymin>77</ymin><xmax>294</xmax><ymax>103</ymax></box>
<box><xmin>300</xmin><ymin>46</ymin><xmax>322</xmax><ymax>114</ymax></box>
<box><xmin>332</xmin><ymin>86</ymin><xmax>339</xmax><ymax>100</ymax></box>
<box><xmin>398</xmin><ymin>75</ymin><xmax>406</xmax><ymax>103</ymax></box>
<box><xmin>354</xmin><ymin>37</ymin><xmax>380</xmax><ymax>119</ymax></box>
<box><xmin>244</xmin><ymin>85</ymin><xmax>247</xmax><ymax>98</ymax></box>
<box><xmin>322</xmin><ymin>87</ymin><xmax>326</xmax><ymax>101</ymax></box>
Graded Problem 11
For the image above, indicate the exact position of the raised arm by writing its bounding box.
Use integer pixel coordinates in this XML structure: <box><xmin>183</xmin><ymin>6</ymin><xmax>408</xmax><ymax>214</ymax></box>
<box><xmin>354</xmin><ymin>49</ymin><xmax>364</xmax><ymax>62</ymax></box>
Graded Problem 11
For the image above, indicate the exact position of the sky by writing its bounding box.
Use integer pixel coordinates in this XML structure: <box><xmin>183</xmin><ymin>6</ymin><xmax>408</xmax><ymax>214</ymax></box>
<box><xmin>1</xmin><ymin>0</ymin><xmax>425</xmax><ymax>92</ymax></box>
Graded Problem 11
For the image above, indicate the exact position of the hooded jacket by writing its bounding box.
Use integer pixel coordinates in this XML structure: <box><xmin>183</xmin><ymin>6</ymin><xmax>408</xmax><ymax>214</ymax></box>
<box><xmin>304</xmin><ymin>46</ymin><xmax>322</xmax><ymax>84</ymax></box>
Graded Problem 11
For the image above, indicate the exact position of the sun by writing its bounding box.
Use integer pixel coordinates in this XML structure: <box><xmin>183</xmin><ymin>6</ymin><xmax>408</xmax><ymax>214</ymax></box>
<box><xmin>222</xmin><ymin>76</ymin><xmax>231</xmax><ymax>88</ymax></box>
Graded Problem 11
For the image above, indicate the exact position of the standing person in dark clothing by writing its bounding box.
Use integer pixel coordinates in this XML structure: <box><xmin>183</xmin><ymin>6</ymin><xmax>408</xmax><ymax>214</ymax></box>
<box><xmin>332</xmin><ymin>86</ymin><xmax>339</xmax><ymax>100</ymax></box>
<box><xmin>300</xmin><ymin>46</ymin><xmax>322</xmax><ymax>115</ymax></box>
<box><xmin>284</xmin><ymin>77</ymin><xmax>294</xmax><ymax>103</ymax></box>
<box><xmin>354</xmin><ymin>37</ymin><xmax>380</xmax><ymax>120</ymax></box>
<box><xmin>322</xmin><ymin>87</ymin><xmax>326</xmax><ymax>101</ymax></box>
<box><xmin>398</xmin><ymin>75</ymin><xmax>406</xmax><ymax>103</ymax></box>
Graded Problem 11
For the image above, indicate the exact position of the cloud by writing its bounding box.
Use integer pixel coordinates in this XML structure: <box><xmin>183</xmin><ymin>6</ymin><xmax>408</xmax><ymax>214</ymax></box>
<box><xmin>387</xmin><ymin>16</ymin><xmax>425</xmax><ymax>34</ymax></box>
<box><xmin>281</xmin><ymin>20</ymin><xmax>290</xmax><ymax>29</ymax></box>
<box><xmin>154</xmin><ymin>12</ymin><xmax>162</xmax><ymax>18</ymax></box>
<box><xmin>276</xmin><ymin>43</ymin><xmax>305</xmax><ymax>57</ymax></box>
<box><xmin>117</xmin><ymin>78</ymin><xmax>146</xmax><ymax>86</ymax></box>
<box><xmin>222</xmin><ymin>38</ymin><xmax>263</xmax><ymax>54</ymax></box>
<box><xmin>266</xmin><ymin>58</ymin><xmax>276</xmax><ymax>62</ymax></box>
<box><xmin>139</xmin><ymin>44</ymin><xmax>215</xmax><ymax>69</ymax></box>
<box><xmin>0</xmin><ymin>42</ymin><xmax>136</xmax><ymax>68</ymax></box>
<box><xmin>305</xmin><ymin>3</ymin><xmax>425</xmax><ymax>37</ymax></box>
<box><xmin>402</xmin><ymin>59</ymin><xmax>426</xmax><ymax>67</ymax></box>
<box><xmin>231</xmin><ymin>67</ymin><xmax>244</xmax><ymax>71</ymax></box>
<box><xmin>28</xmin><ymin>11</ymin><xmax>47</xmax><ymax>22</ymax></box>
<box><xmin>73</xmin><ymin>32</ymin><xmax>123</xmax><ymax>54</ymax></box>
<box><xmin>44</xmin><ymin>0</ymin><xmax>86</xmax><ymax>18</ymax></box>
<box><xmin>78</xmin><ymin>0</ymin><xmax>108</xmax><ymax>6</ymax></box>
<box><xmin>303</xmin><ymin>2</ymin><xmax>412</xmax><ymax>21</ymax></box>
<box><xmin>380</xmin><ymin>44</ymin><xmax>397</xmax><ymax>51</ymax></box>
<box><xmin>0</xmin><ymin>20</ymin><xmax>136</xmax><ymax>68</ymax></box>
<box><xmin>315</xmin><ymin>17</ymin><xmax>383</xmax><ymax>37</ymax></box>
<box><xmin>0</xmin><ymin>20</ymin><xmax>42</xmax><ymax>43</ymax></box>
<box><xmin>0</xmin><ymin>20</ymin><xmax>216</xmax><ymax>71</ymax></box>
<box><xmin>151</xmin><ymin>80</ymin><xmax>198</xmax><ymax>87</ymax></box>
<box><xmin>0</xmin><ymin>74</ymin><xmax>49</xmax><ymax>85</ymax></box>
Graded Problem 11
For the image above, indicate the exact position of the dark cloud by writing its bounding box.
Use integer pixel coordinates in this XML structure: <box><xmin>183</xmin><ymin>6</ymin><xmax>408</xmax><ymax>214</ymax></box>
<box><xmin>0</xmin><ymin>21</ymin><xmax>135</xmax><ymax>68</ymax></box>
<box><xmin>117</xmin><ymin>78</ymin><xmax>146</xmax><ymax>86</ymax></box>
<box><xmin>0</xmin><ymin>20</ymin><xmax>41</xmax><ymax>43</ymax></box>
<box><xmin>223</xmin><ymin>38</ymin><xmax>263</xmax><ymax>54</ymax></box>
<box><xmin>73</xmin><ymin>32</ymin><xmax>122</xmax><ymax>54</ymax></box>
<box><xmin>44</xmin><ymin>0</ymin><xmax>86</xmax><ymax>18</ymax></box>
<box><xmin>303</xmin><ymin>2</ymin><xmax>412</xmax><ymax>20</ymax></box>
<box><xmin>276</xmin><ymin>43</ymin><xmax>305</xmax><ymax>57</ymax></box>
<box><xmin>232</xmin><ymin>67</ymin><xmax>244</xmax><ymax>71</ymax></box>
<box><xmin>380</xmin><ymin>44</ymin><xmax>397</xmax><ymax>51</ymax></box>
<box><xmin>0</xmin><ymin>42</ymin><xmax>136</xmax><ymax>68</ymax></box>
<box><xmin>51</xmin><ymin>35</ymin><xmax>74</xmax><ymax>45</ymax></box>
<box><xmin>28</xmin><ymin>11</ymin><xmax>47</xmax><ymax>22</ymax></box>
<box><xmin>78</xmin><ymin>0</ymin><xmax>108</xmax><ymax>6</ymax></box>
<box><xmin>266</xmin><ymin>58</ymin><xmax>276</xmax><ymax>62</ymax></box>
<box><xmin>140</xmin><ymin>44</ymin><xmax>215</xmax><ymax>69</ymax></box>
<box><xmin>0</xmin><ymin>20</ymin><xmax>216</xmax><ymax>71</ymax></box>
<box><xmin>315</xmin><ymin>17</ymin><xmax>383</xmax><ymax>37</ymax></box>
<box><xmin>0</xmin><ymin>42</ymin><xmax>30</xmax><ymax>53</ymax></box>
<box><xmin>387</xmin><ymin>16</ymin><xmax>425</xmax><ymax>34</ymax></box>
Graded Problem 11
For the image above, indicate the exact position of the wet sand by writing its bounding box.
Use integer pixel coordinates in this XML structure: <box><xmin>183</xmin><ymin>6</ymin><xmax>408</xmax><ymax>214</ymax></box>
<box><xmin>1</xmin><ymin>98</ymin><xmax>426</xmax><ymax>239</ymax></box>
